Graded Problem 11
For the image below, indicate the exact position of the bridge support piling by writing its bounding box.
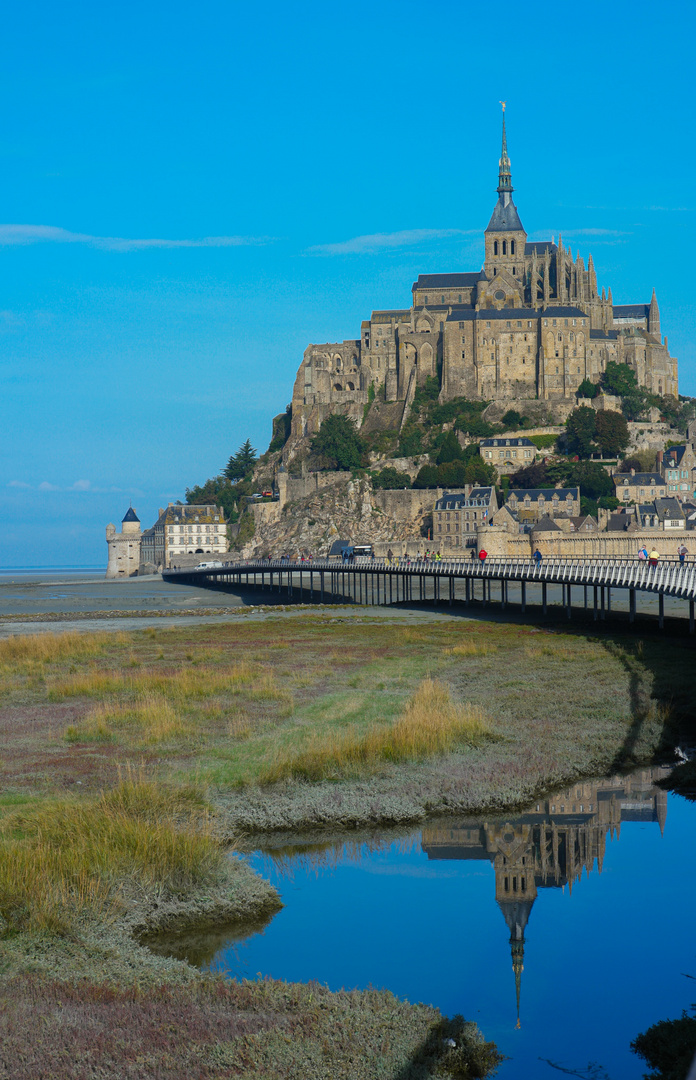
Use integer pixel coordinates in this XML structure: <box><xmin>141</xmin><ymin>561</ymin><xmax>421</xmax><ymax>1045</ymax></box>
<box><xmin>629</xmin><ymin>589</ymin><xmax>636</xmax><ymax>624</ymax></box>
<box><xmin>449</xmin><ymin>576</ymin><xmax>453</xmax><ymax>606</ymax></box>
<box><xmin>690</xmin><ymin>600</ymin><xmax>694</xmax><ymax>634</ymax></box>
<box><xmin>584</xmin><ymin>585</ymin><xmax>588</xmax><ymax>610</ymax></box>
<box><xmin>520</xmin><ymin>580</ymin><xmax>526</xmax><ymax>613</ymax></box>
<box><xmin>607</xmin><ymin>588</ymin><xmax>611</xmax><ymax>613</ymax></box>
<box><xmin>659</xmin><ymin>593</ymin><xmax>664</xmax><ymax>629</ymax></box>
<box><xmin>566</xmin><ymin>584</ymin><xmax>572</xmax><ymax>620</ymax></box>
<box><xmin>501</xmin><ymin>580</ymin><xmax>505</xmax><ymax>609</ymax></box>
<box><xmin>320</xmin><ymin>572</ymin><xmax>324</xmax><ymax>604</ymax></box>
<box><xmin>542</xmin><ymin>581</ymin><xmax>547</xmax><ymax>615</ymax></box>
<box><xmin>593</xmin><ymin>586</ymin><xmax>598</xmax><ymax>621</ymax></box>
<box><xmin>600</xmin><ymin>587</ymin><xmax>605</xmax><ymax>621</ymax></box>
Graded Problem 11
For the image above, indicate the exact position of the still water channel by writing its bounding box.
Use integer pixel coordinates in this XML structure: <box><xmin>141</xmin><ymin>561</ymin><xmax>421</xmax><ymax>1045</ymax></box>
<box><xmin>154</xmin><ymin>767</ymin><xmax>695</xmax><ymax>1079</ymax></box>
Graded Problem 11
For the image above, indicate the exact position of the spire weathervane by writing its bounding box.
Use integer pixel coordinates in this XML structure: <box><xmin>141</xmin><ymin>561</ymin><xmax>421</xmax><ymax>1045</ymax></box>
<box><xmin>497</xmin><ymin>102</ymin><xmax>513</xmax><ymax>198</ymax></box>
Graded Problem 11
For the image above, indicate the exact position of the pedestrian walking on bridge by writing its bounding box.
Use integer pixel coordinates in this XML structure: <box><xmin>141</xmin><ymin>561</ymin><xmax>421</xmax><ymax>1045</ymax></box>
<box><xmin>648</xmin><ymin>548</ymin><xmax>660</xmax><ymax>568</ymax></box>
<box><xmin>533</xmin><ymin>548</ymin><xmax>542</xmax><ymax>565</ymax></box>
<box><xmin>678</xmin><ymin>543</ymin><xmax>689</xmax><ymax>565</ymax></box>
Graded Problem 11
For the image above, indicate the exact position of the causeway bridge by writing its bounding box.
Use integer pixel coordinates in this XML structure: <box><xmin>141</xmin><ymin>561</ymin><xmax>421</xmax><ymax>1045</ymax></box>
<box><xmin>163</xmin><ymin>556</ymin><xmax>696</xmax><ymax>632</ymax></box>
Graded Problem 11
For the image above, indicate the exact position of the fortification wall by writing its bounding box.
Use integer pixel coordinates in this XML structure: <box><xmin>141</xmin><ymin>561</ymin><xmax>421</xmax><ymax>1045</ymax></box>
<box><xmin>477</xmin><ymin>525</ymin><xmax>692</xmax><ymax>560</ymax></box>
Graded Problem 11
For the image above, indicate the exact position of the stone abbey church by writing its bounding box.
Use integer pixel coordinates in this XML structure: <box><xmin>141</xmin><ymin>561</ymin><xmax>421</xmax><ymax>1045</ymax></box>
<box><xmin>291</xmin><ymin>115</ymin><xmax>678</xmax><ymax>440</ymax></box>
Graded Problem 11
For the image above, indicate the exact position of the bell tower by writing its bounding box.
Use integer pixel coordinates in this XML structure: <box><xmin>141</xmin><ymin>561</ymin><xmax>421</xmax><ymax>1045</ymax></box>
<box><xmin>483</xmin><ymin>104</ymin><xmax>527</xmax><ymax>285</ymax></box>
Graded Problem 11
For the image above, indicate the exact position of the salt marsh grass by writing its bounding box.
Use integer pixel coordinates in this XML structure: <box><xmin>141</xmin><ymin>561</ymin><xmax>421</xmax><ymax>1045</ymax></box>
<box><xmin>65</xmin><ymin>696</ymin><xmax>191</xmax><ymax>745</ymax></box>
<box><xmin>0</xmin><ymin>773</ymin><xmax>221</xmax><ymax>933</ymax></box>
<box><xmin>49</xmin><ymin>661</ymin><xmax>258</xmax><ymax>701</ymax></box>
<box><xmin>259</xmin><ymin>679</ymin><xmax>489</xmax><ymax>783</ymax></box>
<box><xmin>0</xmin><ymin>630</ymin><xmax>130</xmax><ymax>665</ymax></box>
<box><xmin>444</xmin><ymin>642</ymin><xmax>498</xmax><ymax>657</ymax></box>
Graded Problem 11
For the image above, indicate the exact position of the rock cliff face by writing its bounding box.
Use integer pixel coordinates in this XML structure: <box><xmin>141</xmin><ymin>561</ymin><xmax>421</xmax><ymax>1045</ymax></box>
<box><xmin>241</xmin><ymin>477</ymin><xmax>430</xmax><ymax>559</ymax></box>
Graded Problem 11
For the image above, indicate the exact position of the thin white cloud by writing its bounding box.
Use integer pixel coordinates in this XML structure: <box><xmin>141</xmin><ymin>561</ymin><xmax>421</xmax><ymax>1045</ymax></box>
<box><xmin>71</xmin><ymin>479</ymin><xmax>91</xmax><ymax>490</ymax></box>
<box><xmin>0</xmin><ymin>224</ymin><xmax>271</xmax><ymax>252</ymax></box>
<box><xmin>7</xmin><ymin>480</ymin><xmax>31</xmax><ymax>488</ymax></box>
<box><xmin>562</xmin><ymin>228</ymin><xmax>630</xmax><ymax>238</ymax></box>
<box><xmin>307</xmin><ymin>228</ymin><xmax>477</xmax><ymax>256</ymax></box>
<box><xmin>7</xmin><ymin>479</ymin><xmax>137</xmax><ymax>494</ymax></box>
<box><xmin>38</xmin><ymin>481</ymin><xmax>60</xmax><ymax>491</ymax></box>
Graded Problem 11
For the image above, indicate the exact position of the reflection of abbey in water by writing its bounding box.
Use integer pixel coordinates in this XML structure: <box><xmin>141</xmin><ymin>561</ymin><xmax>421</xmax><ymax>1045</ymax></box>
<box><xmin>421</xmin><ymin>768</ymin><xmax>671</xmax><ymax>1026</ymax></box>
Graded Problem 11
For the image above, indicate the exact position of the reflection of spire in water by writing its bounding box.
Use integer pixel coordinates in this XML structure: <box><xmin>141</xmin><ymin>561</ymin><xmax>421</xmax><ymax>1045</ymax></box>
<box><xmin>420</xmin><ymin>766</ymin><xmax>674</xmax><ymax>1029</ymax></box>
<box><xmin>497</xmin><ymin>899</ymin><xmax>533</xmax><ymax>1029</ymax></box>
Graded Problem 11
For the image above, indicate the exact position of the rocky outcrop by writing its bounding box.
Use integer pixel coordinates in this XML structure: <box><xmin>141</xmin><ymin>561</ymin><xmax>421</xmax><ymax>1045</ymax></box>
<box><xmin>241</xmin><ymin>476</ymin><xmax>432</xmax><ymax>558</ymax></box>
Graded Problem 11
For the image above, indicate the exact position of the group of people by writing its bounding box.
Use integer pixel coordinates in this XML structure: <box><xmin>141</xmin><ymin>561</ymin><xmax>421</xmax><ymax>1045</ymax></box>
<box><xmin>637</xmin><ymin>544</ymin><xmax>689</xmax><ymax>567</ymax></box>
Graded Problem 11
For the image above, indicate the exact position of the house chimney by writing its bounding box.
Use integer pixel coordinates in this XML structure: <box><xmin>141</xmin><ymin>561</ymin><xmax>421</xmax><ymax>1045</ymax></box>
<box><xmin>630</xmin><ymin>469</ymin><xmax>635</xmax><ymax>477</ymax></box>
<box><xmin>656</xmin><ymin>450</ymin><xmax>663</xmax><ymax>465</ymax></box>
<box><xmin>158</xmin><ymin>508</ymin><xmax>164</xmax><ymax>517</ymax></box>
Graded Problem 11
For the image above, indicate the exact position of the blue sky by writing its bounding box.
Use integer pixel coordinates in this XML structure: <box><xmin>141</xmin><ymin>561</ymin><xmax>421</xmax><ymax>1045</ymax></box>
<box><xmin>1</xmin><ymin>0</ymin><xmax>694</xmax><ymax>566</ymax></box>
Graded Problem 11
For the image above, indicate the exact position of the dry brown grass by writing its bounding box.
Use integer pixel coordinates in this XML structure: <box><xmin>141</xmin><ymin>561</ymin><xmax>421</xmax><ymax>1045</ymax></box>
<box><xmin>48</xmin><ymin>661</ymin><xmax>258</xmax><ymax>702</ymax></box>
<box><xmin>259</xmin><ymin>679</ymin><xmax>489</xmax><ymax>783</ymax></box>
<box><xmin>0</xmin><ymin>773</ymin><xmax>220</xmax><ymax>933</ymax></box>
<box><xmin>0</xmin><ymin>630</ymin><xmax>130</xmax><ymax>665</ymax></box>
<box><xmin>444</xmin><ymin>642</ymin><xmax>498</xmax><ymax>658</ymax></box>
<box><xmin>65</xmin><ymin>696</ymin><xmax>192</xmax><ymax>745</ymax></box>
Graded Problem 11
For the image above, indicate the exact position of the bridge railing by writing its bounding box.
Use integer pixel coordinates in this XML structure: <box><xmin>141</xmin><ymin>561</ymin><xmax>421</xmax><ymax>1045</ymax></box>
<box><xmin>164</xmin><ymin>555</ymin><xmax>696</xmax><ymax>599</ymax></box>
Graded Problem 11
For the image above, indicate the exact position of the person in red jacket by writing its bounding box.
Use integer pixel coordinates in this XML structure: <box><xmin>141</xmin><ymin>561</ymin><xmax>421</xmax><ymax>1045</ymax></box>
<box><xmin>478</xmin><ymin>548</ymin><xmax>488</xmax><ymax>563</ymax></box>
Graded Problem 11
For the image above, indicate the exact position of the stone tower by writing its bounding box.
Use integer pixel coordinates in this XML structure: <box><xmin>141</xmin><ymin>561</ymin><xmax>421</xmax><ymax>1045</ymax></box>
<box><xmin>105</xmin><ymin>506</ymin><xmax>142</xmax><ymax>579</ymax></box>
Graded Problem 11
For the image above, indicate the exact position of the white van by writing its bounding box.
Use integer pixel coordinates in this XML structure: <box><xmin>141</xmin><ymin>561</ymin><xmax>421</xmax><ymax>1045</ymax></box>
<box><xmin>195</xmin><ymin>561</ymin><xmax>224</xmax><ymax>570</ymax></box>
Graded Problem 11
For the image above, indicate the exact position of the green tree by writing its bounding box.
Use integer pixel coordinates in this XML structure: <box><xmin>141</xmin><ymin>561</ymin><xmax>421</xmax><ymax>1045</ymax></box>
<box><xmin>311</xmin><ymin>414</ymin><xmax>364</xmax><ymax>470</ymax></box>
<box><xmin>500</xmin><ymin>409</ymin><xmax>523</xmax><ymax>430</ymax></box>
<box><xmin>565</xmin><ymin>406</ymin><xmax>597</xmax><ymax>458</ymax></box>
<box><xmin>398</xmin><ymin>426</ymin><xmax>425</xmax><ymax>456</ymax></box>
<box><xmin>594</xmin><ymin>410</ymin><xmax>629</xmax><ymax>456</ymax></box>
<box><xmin>577</xmin><ymin>378</ymin><xmax>599</xmax><ymax>399</ymax></box>
<box><xmin>186</xmin><ymin>476</ymin><xmax>240</xmax><ymax>523</ymax></box>
<box><xmin>564</xmin><ymin>460</ymin><xmax>614</xmax><ymax>500</ymax></box>
<box><xmin>413</xmin><ymin>465</ymin><xmax>440</xmax><ymax>489</ymax></box>
<box><xmin>508</xmin><ymin>462</ymin><xmax>550</xmax><ymax>489</ymax></box>
<box><xmin>602</xmin><ymin>361</ymin><xmax>638</xmax><ymax>397</ymax></box>
<box><xmin>435</xmin><ymin>430</ymin><xmax>464</xmax><ymax>465</ymax></box>
<box><xmin>371</xmin><ymin>467</ymin><xmax>412</xmax><ymax>490</ymax></box>
<box><xmin>224</xmin><ymin>439</ymin><xmax>257</xmax><ymax>482</ymax></box>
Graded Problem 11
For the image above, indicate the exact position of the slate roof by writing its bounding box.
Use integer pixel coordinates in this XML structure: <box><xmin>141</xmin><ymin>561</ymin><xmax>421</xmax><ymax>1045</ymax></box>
<box><xmin>435</xmin><ymin>487</ymin><xmax>494</xmax><ymax>510</ymax></box>
<box><xmin>590</xmin><ymin>329</ymin><xmax>619</xmax><ymax>340</ymax></box>
<box><xmin>122</xmin><ymin>507</ymin><xmax>139</xmax><ymax>523</ymax></box>
<box><xmin>663</xmin><ymin>445</ymin><xmax>687</xmax><ymax>466</ymax></box>
<box><xmin>614</xmin><ymin>472</ymin><xmax>664</xmax><ymax>486</ymax></box>
<box><xmin>525</xmin><ymin>241</ymin><xmax>558</xmax><ymax>255</ymax></box>
<box><xmin>486</xmin><ymin>197</ymin><xmax>525</xmax><ymax>233</ymax></box>
<box><xmin>480</xmin><ymin>437</ymin><xmax>535</xmax><ymax>447</ymax></box>
<box><xmin>531</xmin><ymin>515</ymin><xmax>563</xmax><ymax>533</ymax></box>
<box><xmin>446</xmin><ymin>307</ymin><xmax>537</xmax><ymax>322</ymax></box>
<box><xmin>613</xmin><ymin>305</ymin><xmax>649</xmax><ymax>319</ymax></box>
<box><xmin>654</xmin><ymin>497</ymin><xmax>685</xmax><ymax>521</ymax></box>
<box><xmin>541</xmin><ymin>306</ymin><xmax>588</xmax><ymax>318</ymax></box>
<box><xmin>507</xmin><ymin>487</ymin><xmax>579</xmax><ymax>501</ymax></box>
<box><xmin>412</xmin><ymin>272</ymin><xmax>483</xmax><ymax>290</ymax></box>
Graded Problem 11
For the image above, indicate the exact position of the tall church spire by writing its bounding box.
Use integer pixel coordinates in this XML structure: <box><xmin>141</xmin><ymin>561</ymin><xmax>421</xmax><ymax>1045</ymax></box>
<box><xmin>498</xmin><ymin>102</ymin><xmax>513</xmax><ymax>198</ymax></box>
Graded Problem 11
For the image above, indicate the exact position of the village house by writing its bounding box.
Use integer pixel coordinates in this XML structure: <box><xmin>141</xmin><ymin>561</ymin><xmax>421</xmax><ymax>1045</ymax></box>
<box><xmin>614</xmin><ymin>471</ymin><xmax>667</xmax><ymax>504</ymax></box>
<box><xmin>433</xmin><ymin>487</ymin><xmax>498</xmax><ymax>549</ymax></box>
<box><xmin>478</xmin><ymin>436</ymin><xmax>537</xmax><ymax>476</ymax></box>
<box><xmin>659</xmin><ymin>425</ymin><xmax>696</xmax><ymax>500</ymax></box>
<box><xmin>140</xmin><ymin>503</ymin><xmax>227</xmax><ymax>570</ymax></box>
<box><xmin>505</xmin><ymin>487</ymin><xmax>580</xmax><ymax>523</ymax></box>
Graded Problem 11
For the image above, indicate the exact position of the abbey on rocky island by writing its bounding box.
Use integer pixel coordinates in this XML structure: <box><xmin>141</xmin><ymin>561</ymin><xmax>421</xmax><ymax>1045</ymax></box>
<box><xmin>291</xmin><ymin>111</ymin><xmax>677</xmax><ymax>442</ymax></box>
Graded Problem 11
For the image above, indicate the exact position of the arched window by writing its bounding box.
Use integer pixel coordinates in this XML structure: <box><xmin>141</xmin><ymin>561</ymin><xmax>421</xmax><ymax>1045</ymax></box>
<box><xmin>510</xmin><ymin>240</ymin><xmax>515</xmax><ymax>255</ymax></box>
<box><xmin>502</xmin><ymin>240</ymin><xmax>507</xmax><ymax>255</ymax></box>
<box><xmin>494</xmin><ymin>241</ymin><xmax>498</xmax><ymax>256</ymax></box>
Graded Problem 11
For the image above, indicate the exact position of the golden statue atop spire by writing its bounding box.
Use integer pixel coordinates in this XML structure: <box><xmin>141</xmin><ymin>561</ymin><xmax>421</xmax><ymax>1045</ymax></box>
<box><xmin>499</xmin><ymin>100</ymin><xmax>506</xmax><ymax>111</ymax></box>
